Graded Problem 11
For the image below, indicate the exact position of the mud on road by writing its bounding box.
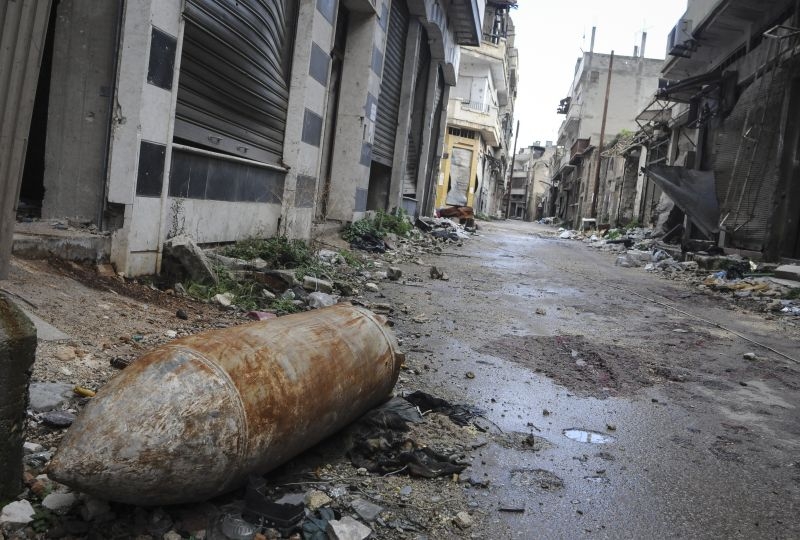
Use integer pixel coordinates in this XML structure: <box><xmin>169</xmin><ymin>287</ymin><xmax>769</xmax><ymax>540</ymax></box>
<box><xmin>379</xmin><ymin>219</ymin><xmax>800</xmax><ymax>539</ymax></box>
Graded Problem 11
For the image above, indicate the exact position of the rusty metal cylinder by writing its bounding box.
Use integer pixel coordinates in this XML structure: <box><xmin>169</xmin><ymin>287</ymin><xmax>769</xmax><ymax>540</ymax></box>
<box><xmin>48</xmin><ymin>304</ymin><xmax>402</xmax><ymax>505</ymax></box>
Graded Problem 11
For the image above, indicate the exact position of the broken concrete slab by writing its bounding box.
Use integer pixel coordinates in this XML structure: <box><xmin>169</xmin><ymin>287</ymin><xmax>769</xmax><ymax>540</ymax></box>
<box><xmin>19</xmin><ymin>308</ymin><xmax>70</xmax><ymax>341</ymax></box>
<box><xmin>163</xmin><ymin>235</ymin><xmax>218</xmax><ymax>286</ymax></box>
<box><xmin>774</xmin><ymin>265</ymin><xmax>800</xmax><ymax>282</ymax></box>
<box><xmin>0</xmin><ymin>500</ymin><xmax>35</xmax><ymax>527</ymax></box>
<box><xmin>327</xmin><ymin>515</ymin><xmax>372</xmax><ymax>540</ymax></box>
<box><xmin>28</xmin><ymin>382</ymin><xmax>74</xmax><ymax>412</ymax></box>
<box><xmin>350</xmin><ymin>498</ymin><xmax>384</xmax><ymax>522</ymax></box>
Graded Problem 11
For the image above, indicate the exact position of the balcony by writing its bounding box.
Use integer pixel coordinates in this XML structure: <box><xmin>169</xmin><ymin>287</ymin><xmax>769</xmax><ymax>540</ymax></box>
<box><xmin>569</xmin><ymin>138</ymin><xmax>590</xmax><ymax>165</ymax></box>
<box><xmin>447</xmin><ymin>98</ymin><xmax>501</xmax><ymax>146</ymax></box>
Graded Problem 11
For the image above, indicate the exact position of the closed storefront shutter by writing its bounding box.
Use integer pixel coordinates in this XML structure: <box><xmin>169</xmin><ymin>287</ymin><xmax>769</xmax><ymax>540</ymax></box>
<box><xmin>403</xmin><ymin>29</ymin><xmax>431</xmax><ymax>197</ymax></box>
<box><xmin>713</xmin><ymin>68</ymin><xmax>786</xmax><ymax>251</ymax></box>
<box><xmin>175</xmin><ymin>0</ymin><xmax>297</xmax><ymax>166</ymax></box>
<box><xmin>373</xmin><ymin>0</ymin><xmax>409</xmax><ymax>166</ymax></box>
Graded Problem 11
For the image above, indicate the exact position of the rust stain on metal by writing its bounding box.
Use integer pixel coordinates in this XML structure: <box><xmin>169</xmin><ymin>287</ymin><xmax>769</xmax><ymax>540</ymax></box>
<box><xmin>48</xmin><ymin>304</ymin><xmax>401</xmax><ymax>505</ymax></box>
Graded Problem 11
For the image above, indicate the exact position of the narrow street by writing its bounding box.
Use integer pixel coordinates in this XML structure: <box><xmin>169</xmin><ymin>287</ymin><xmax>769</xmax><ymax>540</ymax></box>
<box><xmin>378</xmin><ymin>220</ymin><xmax>800</xmax><ymax>539</ymax></box>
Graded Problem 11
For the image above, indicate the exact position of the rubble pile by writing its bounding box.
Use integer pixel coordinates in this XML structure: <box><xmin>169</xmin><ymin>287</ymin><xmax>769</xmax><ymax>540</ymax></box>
<box><xmin>548</xmin><ymin>226</ymin><xmax>800</xmax><ymax>320</ymax></box>
<box><xmin>4</xmin><ymin>389</ymin><xmax>489</xmax><ymax>539</ymax></box>
<box><xmin>3</xmin><ymin>220</ymin><xmax>483</xmax><ymax>540</ymax></box>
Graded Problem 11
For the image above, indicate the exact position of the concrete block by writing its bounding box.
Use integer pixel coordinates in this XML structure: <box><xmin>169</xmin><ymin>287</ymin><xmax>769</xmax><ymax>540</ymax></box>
<box><xmin>327</xmin><ymin>516</ymin><xmax>372</xmax><ymax>540</ymax></box>
<box><xmin>0</xmin><ymin>298</ymin><xmax>37</xmax><ymax>500</ymax></box>
<box><xmin>0</xmin><ymin>500</ymin><xmax>35</xmax><ymax>527</ymax></box>
<box><xmin>28</xmin><ymin>382</ymin><xmax>73</xmax><ymax>412</ymax></box>
<box><xmin>774</xmin><ymin>265</ymin><xmax>800</xmax><ymax>282</ymax></box>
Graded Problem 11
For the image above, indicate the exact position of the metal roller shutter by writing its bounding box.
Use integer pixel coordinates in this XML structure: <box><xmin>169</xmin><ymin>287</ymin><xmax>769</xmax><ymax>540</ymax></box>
<box><xmin>403</xmin><ymin>29</ymin><xmax>431</xmax><ymax>197</ymax></box>
<box><xmin>713</xmin><ymin>68</ymin><xmax>785</xmax><ymax>251</ymax></box>
<box><xmin>175</xmin><ymin>0</ymin><xmax>297</xmax><ymax>166</ymax></box>
<box><xmin>373</xmin><ymin>0</ymin><xmax>409</xmax><ymax>166</ymax></box>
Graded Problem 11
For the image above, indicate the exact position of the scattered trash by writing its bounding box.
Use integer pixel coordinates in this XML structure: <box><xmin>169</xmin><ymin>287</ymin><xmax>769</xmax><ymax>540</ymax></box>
<box><xmin>308</xmin><ymin>292</ymin><xmax>336</xmax><ymax>309</ymax></box>
<box><xmin>301</xmin><ymin>508</ymin><xmax>336</xmax><ymax>540</ymax></box>
<box><xmin>429</xmin><ymin>266</ymin><xmax>449</xmax><ymax>280</ymax></box>
<box><xmin>465</xmin><ymin>371</ymin><xmax>476</xmax><ymax>379</ymax></box>
<box><xmin>110</xmin><ymin>356</ymin><xmax>131</xmax><ymax>369</ymax></box>
<box><xmin>73</xmin><ymin>386</ymin><xmax>95</xmax><ymax>398</ymax></box>
<box><xmin>347</xmin><ymin>394</ymin><xmax>469</xmax><ymax>479</ymax></box>
<box><xmin>743</xmin><ymin>352</ymin><xmax>758</xmax><ymax>361</ymax></box>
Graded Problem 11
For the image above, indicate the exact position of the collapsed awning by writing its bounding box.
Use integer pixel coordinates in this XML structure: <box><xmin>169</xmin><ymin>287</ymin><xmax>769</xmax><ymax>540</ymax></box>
<box><xmin>645</xmin><ymin>165</ymin><xmax>720</xmax><ymax>237</ymax></box>
<box><xmin>656</xmin><ymin>70</ymin><xmax>720</xmax><ymax>103</ymax></box>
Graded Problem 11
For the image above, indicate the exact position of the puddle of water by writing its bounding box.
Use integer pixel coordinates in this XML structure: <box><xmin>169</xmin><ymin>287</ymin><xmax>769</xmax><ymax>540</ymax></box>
<box><xmin>563</xmin><ymin>428</ymin><xmax>616</xmax><ymax>444</ymax></box>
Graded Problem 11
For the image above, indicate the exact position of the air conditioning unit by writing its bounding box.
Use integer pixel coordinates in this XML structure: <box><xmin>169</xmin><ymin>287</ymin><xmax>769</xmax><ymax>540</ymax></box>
<box><xmin>667</xmin><ymin>19</ymin><xmax>695</xmax><ymax>58</ymax></box>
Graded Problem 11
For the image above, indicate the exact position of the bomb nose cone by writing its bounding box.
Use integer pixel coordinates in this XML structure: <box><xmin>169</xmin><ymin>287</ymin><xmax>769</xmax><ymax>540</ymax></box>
<box><xmin>48</xmin><ymin>347</ymin><xmax>245</xmax><ymax>505</ymax></box>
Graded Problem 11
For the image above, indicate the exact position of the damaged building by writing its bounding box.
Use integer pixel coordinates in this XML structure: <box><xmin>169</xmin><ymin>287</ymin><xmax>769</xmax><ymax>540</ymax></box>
<box><xmin>435</xmin><ymin>0</ymin><xmax>518</xmax><ymax>217</ymax></box>
<box><xmin>637</xmin><ymin>0</ymin><xmax>800</xmax><ymax>261</ymax></box>
<box><xmin>505</xmin><ymin>142</ymin><xmax>554</xmax><ymax>220</ymax></box>
<box><xmin>549</xmin><ymin>30</ymin><xmax>663</xmax><ymax>228</ymax></box>
<box><xmin>3</xmin><ymin>0</ymin><xmax>485</xmax><ymax>277</ymax></box>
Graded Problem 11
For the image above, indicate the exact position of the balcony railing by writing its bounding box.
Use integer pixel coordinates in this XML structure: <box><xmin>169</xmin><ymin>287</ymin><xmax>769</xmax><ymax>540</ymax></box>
<box><xmin>461</xmin><ymin>100</ymin><xmax>491</xmax><ymax>113</ymax></box>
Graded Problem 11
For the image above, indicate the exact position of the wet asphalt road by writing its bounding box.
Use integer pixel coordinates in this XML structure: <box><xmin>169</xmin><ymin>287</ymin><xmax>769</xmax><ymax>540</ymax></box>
<box><xmin>380</xmin><ymin>219</ymin><xmax>800</xmax><ymax>539</ymax></box>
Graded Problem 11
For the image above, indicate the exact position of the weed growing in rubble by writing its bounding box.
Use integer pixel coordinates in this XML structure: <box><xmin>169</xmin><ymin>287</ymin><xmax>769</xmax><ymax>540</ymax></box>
<box><xmin>337</xmin><ymin>248</ymin><xmax>363</xmax><ymax>268</ymax></box>
<box><xmin>787</xmin><ymin>288</ymin><xmax>800</xmax><ymax>300</ymax></box>
<box><xmin>341</xmin><ymin>209</ymin><xmax>412</xmax><ymax>242</ymax></box>
<box><xmin>185</xmin><ymin>265</ymin><xmax>264</xmax><ymax>310</ymax></box>
<box><xmin>269</xmin><ymin>297</ymin><xmax>301</xmax><ymax>315</ymax></box>
<box><xmin>223</xmin><ymin>236</ymin><xmax>313</xmax><ymax>268</ymax></box>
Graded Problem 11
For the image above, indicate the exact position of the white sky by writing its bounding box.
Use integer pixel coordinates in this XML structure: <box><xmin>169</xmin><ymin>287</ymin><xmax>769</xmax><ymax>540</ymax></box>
<box><xmin>511</xmin><ymin>0</ymin><xmax>689</xmax><ymax>147</ymax></box>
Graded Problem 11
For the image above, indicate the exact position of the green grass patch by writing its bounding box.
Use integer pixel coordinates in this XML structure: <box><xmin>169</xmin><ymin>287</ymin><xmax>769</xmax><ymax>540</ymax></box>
<box><xmin>223</xmin><ymin>236</ymin><xmax>313</xmax><ymax>268</ymax></box>
<box><xmin>269</xmin><ymin>297</ymin><xmax>301</xmax><ymax>315</ymax></box>
<box><xmin>342</xmin><ymin>209</ymin><xmax>413</xmax><ymax>242</ymax></box>
<box><xmin>337</xmin><ymin>248</ymin><xmax>363</xmax><ymax>268</ymax></box>
<box><xmin>787</xmin><ymin>288</ymin><xmax>800</xmax><ymax>300</ymax></box>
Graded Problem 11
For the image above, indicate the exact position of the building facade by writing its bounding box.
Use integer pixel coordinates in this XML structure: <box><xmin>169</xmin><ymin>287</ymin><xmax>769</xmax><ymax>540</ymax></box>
<box><xmin>11</xmin><ymin>0</ymin><xmax>484</xmax><ymax>276</ymax></box>
<box><xmin>435</xmin><ymin>1</ymin><xmax>517</xmax><ymax>217</ymax></box>
<box><xmin>551</xmin><ymin>38</ymin><xmax>663</xmax><ymax>228</ymax></box>
<box><xmin>647</xmin><ymin>0</ymin><xmax>800</xmax><ymax>260</ymax></box>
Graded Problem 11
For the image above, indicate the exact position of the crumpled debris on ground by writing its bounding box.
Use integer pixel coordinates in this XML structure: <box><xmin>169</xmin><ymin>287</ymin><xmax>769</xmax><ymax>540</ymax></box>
<box><xmin>543</xmin><ymin>225</ymin><xmax>800</xmax><ymax>318</ymax></box>
<box><xmin>347</xmin><ymin>395</ymin><xmax>469</xmax><ymax>478</ymax></box>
